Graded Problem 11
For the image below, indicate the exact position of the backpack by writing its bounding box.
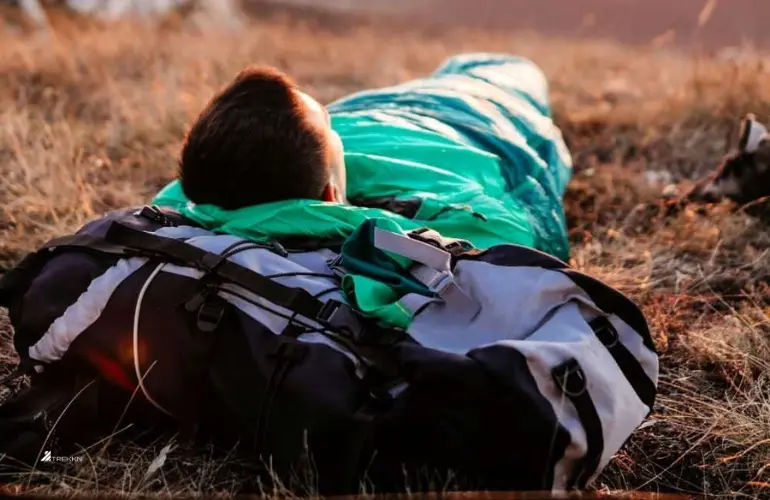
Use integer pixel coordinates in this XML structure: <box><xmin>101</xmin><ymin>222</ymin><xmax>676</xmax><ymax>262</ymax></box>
<box><xmin>0</xmin><ymin>205</ymin><xmax>659</xmax><ymax>495</ymax></box>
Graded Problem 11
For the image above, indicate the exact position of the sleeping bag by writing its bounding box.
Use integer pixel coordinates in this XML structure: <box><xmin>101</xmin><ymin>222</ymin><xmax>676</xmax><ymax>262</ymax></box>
<box><xmin>153</xmin><ymin>52</ymin><xmax>574</xmax><ymax>329</ymax></box>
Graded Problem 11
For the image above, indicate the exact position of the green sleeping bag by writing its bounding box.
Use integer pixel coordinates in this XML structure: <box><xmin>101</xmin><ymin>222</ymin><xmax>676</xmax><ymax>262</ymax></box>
<box><xmin>153</xmin><ymin>53</ymin><xmax>574</xmax><ymax>327</ymax></box>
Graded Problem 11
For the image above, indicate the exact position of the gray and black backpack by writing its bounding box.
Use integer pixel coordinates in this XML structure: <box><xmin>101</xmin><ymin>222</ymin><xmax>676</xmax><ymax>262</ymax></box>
<box><xmin>0</xmin><ymin>205</ymin><xmax>659</xmax><ymax>495</ymax></box>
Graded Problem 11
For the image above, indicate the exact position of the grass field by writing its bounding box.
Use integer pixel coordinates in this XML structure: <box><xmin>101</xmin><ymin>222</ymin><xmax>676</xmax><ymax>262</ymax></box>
<box><xmin>1</xmin><ymin>4</ymin><xmax>770</xmax><ymax>499</ymax></box>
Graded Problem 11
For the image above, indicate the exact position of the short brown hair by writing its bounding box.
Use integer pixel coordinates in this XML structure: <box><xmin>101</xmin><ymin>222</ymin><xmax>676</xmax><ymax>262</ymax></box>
<box><xmin>178</xmin><ymin>66</ymin><xmax>330</xmax><ymax>210</ymax></box>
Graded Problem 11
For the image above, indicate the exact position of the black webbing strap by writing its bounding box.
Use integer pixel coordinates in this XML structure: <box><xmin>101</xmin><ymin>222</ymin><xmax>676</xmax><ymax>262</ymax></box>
<box><xmin>103</xmin><ymin>223</ymin><xmax>416</xmax><ymax>388</ymax></box>
<box><xmin>1</xmin><ymin>221</ymin><xmax>409</xmax><ymax>383</ymax></box>
<box><xmin>319</xmin><ymin>388</ymin><xmax>394</xmax><ymax>495</ymax></box>
<box><xmin>0</xmin><ymin>221</ymin><xmax>329</xmax><ymax>326</ymax></box>
<box><xmin>102</xmin><ymin>224</ymin><xmax>407</xmax><ymax>353</ymax></box>
<box><xmin>101</xmin><ymin>222</ymin><xmax>328</xmax><ymax>322</ymax></box>
<box><xmin>551</xmin><ymin>358</ymin><xmax>604</xmax><ymax>490</ymax></box>
<box><xmin>38</xmin><ymin>232</ymin><xmax>139</xmax><ymax>256</ymax></box>
<box><xmin>590</xmin><ymin>316</ymin><xmax>656</xmax><ymax>410</ymax></box>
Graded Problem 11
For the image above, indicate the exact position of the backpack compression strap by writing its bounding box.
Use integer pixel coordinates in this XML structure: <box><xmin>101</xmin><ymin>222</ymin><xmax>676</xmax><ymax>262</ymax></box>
<box><xmin>371</xmin><ymin>227</ymin><xmax>482</xmax><ymax>322</ymax></box>
<box><xmin>2</xmin><ymin>220</ymin><xmax>412</xmax><ymax>385</ymax></box>
<box><xmin>0</xmin><ymin>221</ymin><xmax>349</xmax><ymax>334</ymax></box>
<box><xmin>4</xmin><ymin>221</ymin><xmax>405</xmax><ymax>352</ymax></box>
<box><xmin>99</xmin><ymin>222</ymin><xmax>365</xmax><ymax>332</ymax></box>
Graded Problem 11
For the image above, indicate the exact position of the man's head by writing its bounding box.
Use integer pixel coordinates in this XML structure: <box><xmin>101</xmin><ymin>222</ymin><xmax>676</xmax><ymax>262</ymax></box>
<box><xmin>178</xmin><ymin>65</ymin><xmax>346</xmax><ymax>210</ymax></box>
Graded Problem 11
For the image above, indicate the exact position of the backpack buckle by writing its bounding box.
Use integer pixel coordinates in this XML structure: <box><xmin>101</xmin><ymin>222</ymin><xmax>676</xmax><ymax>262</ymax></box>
<box><xmin>197</xmin><ymin>300</ymin><xmax>225</xmax><ymax>333</ymax></box>
<box><xmin>137</xmin><ymin>206</ymin><xmax>176</xmax><ymax>227</ymax></box>
<box><xmin>552</xmin><ymin>359</ymin><xmax>588</xmax><ymax>397</ymax></box>
<box><xmin>317</xmin><ymin>300</ymin><xmax>364</xmax><ymax>341</ymax></box>
<box><xmin>184</xmin><ymin>280</ymin><xmax>218</xmax><ymax>312</ymax></box>
<box><xmin>590</xmin><ymin>316</ymin><xmax>619</xmax><ymax>348</ymax></box>
<box><xmin>409</xmin><ymin>265</ymin><xmax>481</xmax><ymax>321</ymax></box>
<box><xmin>408</xmin><ymin>228</ymin><xmax>473</xmax><ymax>254</ymax></box>
<box><xmin>415</xmin><ymin>268</ymin><xmax>454</xmax><ymax>295</ymax></box>
<box><xmin>367</xmin><ymin>387</ymin><xmax>395</xmax><ymax>412</ymax></box>
<box><xmin>268</xmin><ymin>240</ymin><xmax>289</xmax><ymax>258</ymax></box>
<box><xmin>185</xmin><ymin>282</ymin><xmax>225</xmax><ymax>333</ymax></box>
<box><xmin>197</xmin><ymin>253</ymin><xmax>226</xmax><ymax>274</ymax></box>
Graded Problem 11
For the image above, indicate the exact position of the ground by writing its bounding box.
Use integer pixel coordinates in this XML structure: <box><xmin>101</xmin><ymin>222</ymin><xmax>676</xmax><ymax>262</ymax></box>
<box><xmin>1</xmin><ymin>4</ymin><xmax>770</xmax><ymax>499</ymax></box>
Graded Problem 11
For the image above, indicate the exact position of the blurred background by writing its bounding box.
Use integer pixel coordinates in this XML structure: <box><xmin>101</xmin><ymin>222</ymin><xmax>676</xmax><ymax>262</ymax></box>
<box><xmin>2</xmin><ymin>0</ymin><xmax>768</xmax><ymax>53</ymax></box>
<box><xmin>276</xmin><ymin>0</ymin><xmax>769</xmax><ymax>51</ymax></box>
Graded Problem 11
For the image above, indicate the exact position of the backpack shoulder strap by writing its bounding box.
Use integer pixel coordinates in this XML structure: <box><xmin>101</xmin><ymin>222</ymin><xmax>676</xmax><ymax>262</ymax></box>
<box><xmin>370</xmin><ymin>227</ymin><xmax>481</xmax><ymax>322</ymax></box>
<box><xmin>0</xmin><ymin>220</ymin><xmax>332</xmax><ymax>328</ymax></box>
<box><xmin>101</xmin><ymin>222</ymin><xmax>333</xmax><ymax>322</ymax></box>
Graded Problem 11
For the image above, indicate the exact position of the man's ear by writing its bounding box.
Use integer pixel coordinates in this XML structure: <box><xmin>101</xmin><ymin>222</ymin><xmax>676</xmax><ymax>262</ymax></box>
<box><xmin>321</xmin><ymin>183</ymin><xmax>337</xmax><ymax>203</ymax></box>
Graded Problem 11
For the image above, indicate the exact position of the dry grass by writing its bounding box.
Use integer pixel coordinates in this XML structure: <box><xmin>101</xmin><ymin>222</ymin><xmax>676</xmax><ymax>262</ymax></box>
<box><xmin>2</xmin><ymin>4</ymin><xmax>770</xmax><ymax>499</ymax></box>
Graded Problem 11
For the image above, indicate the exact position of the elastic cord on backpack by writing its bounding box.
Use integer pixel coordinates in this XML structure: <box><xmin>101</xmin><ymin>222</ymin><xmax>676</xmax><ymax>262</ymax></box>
<box><xmin>133</xmin><ymin>262</ymin><xmax>174</xmax><ymax>417</ymax></box>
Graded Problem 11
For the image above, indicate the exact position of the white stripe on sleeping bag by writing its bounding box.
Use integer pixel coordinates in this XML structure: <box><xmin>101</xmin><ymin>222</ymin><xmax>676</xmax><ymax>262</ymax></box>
<box><xmin>28</xmin><ymin>225</ymin><xmax>209</xmax><ymax>364</ymax></box>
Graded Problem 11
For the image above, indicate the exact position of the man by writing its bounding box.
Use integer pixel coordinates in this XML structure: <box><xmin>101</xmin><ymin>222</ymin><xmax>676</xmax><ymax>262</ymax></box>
<box><xmin>153</xmin><ymin>53</ymin><xmax>574</xmax><ymax>263</ymax></box>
